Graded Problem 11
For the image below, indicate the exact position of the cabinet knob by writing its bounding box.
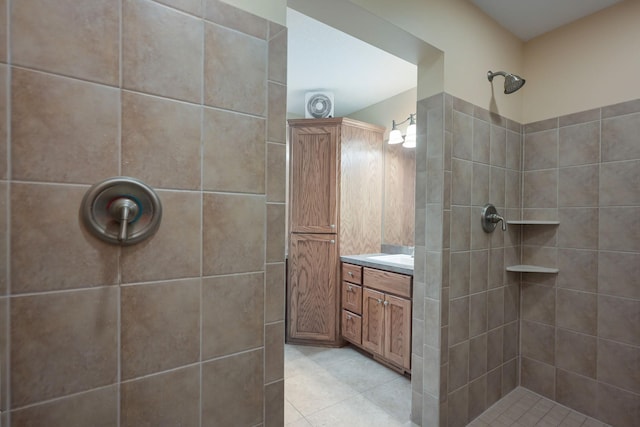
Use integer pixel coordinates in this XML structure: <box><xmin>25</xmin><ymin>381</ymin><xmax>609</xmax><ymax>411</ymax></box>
<box><xmin>348</xmin><ymin>271</ymin><xmax>354</xmax><ymax>277</ymax></box>
<box><xmin>377</xmin><ymin>298</ymin><xmax>383</xmax><ymax>304</ymax></box>
<box><xmin>346</xmin><ymin>314</ymin><xmax>352</xmax><ymax>320</ymax></box>
<box><xmin>330</xmin><ymin>239</ymin><xmax>335</xmax><ymax>244</ymax></box>
<box><xmin>347</xmin><ymin>285</ymin><xmax>353</xmax><ymax>292</ymax></box>
<box><xmin>383</xmin><ymin>300</ymin><xmax>389</xmax><ymax>306</ymax></box>
<box><xmin>330</xmin><ymin>224</ymin><xmax>336</xmax><ymax>229</ymax></box>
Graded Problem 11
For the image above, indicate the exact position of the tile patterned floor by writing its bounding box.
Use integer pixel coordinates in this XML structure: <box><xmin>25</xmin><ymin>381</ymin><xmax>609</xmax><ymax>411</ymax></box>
<box><xmin>469</xmin><ymin>387</ymin><xmax>611</xmax><ymax>427</ymax></box>
<box><xmin>285</xmin><ymin>344</ymin><xmax>610</xmax><ymax>427</ymax></box>
<box><xmin>284</xmin><ymin>344</ymin><xmax>414</xmax><ymax>426</ymax></box>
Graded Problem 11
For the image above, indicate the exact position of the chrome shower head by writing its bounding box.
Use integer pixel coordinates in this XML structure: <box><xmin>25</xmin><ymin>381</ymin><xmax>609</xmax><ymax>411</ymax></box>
<box><xmin>487</xmin><ymin>70</ymin><xmax>526</xmax><ymax>94</ymax></box>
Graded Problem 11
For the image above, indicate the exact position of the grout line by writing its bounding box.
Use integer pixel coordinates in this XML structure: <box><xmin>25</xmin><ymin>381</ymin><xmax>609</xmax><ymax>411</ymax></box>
<box><xmin>199</xmin><ymin>2</ymin><xmax>205</xmax><ymax>426</ymax></box>
<box><xmin>4</xmin><ymin>0</ymin><xmax>12</xmax><ymax>422</ymax></box>
<box><xmin>116</xmin><ymin>2</ymin><xmax>124</xmax><ymax>423</ymax></box>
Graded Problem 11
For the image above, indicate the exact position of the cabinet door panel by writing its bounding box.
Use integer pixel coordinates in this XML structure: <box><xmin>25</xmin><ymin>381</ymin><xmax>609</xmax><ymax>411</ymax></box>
<box><xmin>288</xmin><ymin>234</ymin><xmax>338</xmax><ymax>342</ymax></box>
<box><xmin>341</xmin><ymin>281</ymin><xmax>362</xmax><ymax>315</ymax></box>
<box><xmin>289</xmin><ymin>125</ymin><xmax>337</xmax><ymax>233</ymax></box>
<box><xmin>384</xmin><ymin>294</ymin><xmax>411</xmax><ymax>370</ymax></box>
<box><xmin>341</xmin><ymin>310</ymin><xmax>362</xmax><ymax>345</ymax></box>
<box><xmin>362</xmin><ymin>288</ymin><xmax>385</xmax><ymax>356</ymax></box>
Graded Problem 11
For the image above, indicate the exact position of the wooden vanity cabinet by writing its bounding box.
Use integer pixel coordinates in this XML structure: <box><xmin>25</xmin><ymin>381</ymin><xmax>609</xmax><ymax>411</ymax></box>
<box><xmin>341</xmin><ymin>262</ymin><xmax>412</xmax><ymax>372</ymax></box>
<box><xmin>341</xmin><ymin>263</ymin><xmax>363</xmax><ymax>344</ymax></box>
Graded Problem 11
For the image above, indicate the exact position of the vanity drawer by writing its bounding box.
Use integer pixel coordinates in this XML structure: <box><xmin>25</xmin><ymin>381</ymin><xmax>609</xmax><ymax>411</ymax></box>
<box><xmin>341</xmin><ymin>281</ymin><xmax>362</xmax><ymax>314</ymax></box>
<box><xmin>363</xmin><ymin>267</ymin><xmax>412</xmax><ymax>298</ymax></box>
<box><xmin>341</xmin><ymin>310</ymin><xmax>362</xmax><ymax>345</ymax></box>
<box><xmin>342</xmin><ymin>263</ymin><xmax>362</xmax><ymax>284</ymax></box>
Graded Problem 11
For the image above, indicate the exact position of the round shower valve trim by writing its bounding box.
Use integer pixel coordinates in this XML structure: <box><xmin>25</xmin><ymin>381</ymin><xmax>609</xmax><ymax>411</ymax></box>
<box><xmin>80</xmin><ymin>177</ymin><xmax>162</xmax><ymax>246</ymax></box>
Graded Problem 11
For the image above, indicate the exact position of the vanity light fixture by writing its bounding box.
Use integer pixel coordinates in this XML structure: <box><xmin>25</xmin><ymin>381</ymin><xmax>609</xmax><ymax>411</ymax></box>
<box><xmin>388</xmin><ymin>113</ymin><xmax>416</xmax><ymax>148</ymax></box>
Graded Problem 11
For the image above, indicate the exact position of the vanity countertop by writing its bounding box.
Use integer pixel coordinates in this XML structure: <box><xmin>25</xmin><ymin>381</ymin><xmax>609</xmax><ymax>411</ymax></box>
<box><xmin>340</xmin><ymin>253</ymin><xmax>414</xmax><ymax>276</ymax></box>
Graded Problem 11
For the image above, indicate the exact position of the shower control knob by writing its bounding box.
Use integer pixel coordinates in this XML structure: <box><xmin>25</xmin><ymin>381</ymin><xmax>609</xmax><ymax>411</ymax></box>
<box><xmin>108</xmin><ymin>197</ymin><xmax>140</xmax><ymax>242</ymax></box>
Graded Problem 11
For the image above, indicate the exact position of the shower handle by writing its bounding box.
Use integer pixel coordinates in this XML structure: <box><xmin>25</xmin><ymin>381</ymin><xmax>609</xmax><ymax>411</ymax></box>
<box><xmin>108</xmin><ymin>197</ymin><xmax>140</xmax><ymax>242</ymax></box>
<box><xmin>481</xmin><ymin>203</ymin><xmax>507</xmax><ymax>233</ymax></box>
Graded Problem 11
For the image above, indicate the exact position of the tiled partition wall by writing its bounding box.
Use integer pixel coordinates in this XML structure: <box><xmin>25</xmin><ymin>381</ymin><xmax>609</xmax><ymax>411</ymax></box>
<box><xmin>520</xmin><ymin>99</ymin><xmax>640</xmax><ymax>427</ymax></box>
<box><xmin>0</xmin><ymin>1</ymin><xmax>287</xmax><ymax>426</ymax></box>
<box><xmin>413</xmin><ymin>93</ymin><xmax>522</xmax><ymax>427</ymax></box>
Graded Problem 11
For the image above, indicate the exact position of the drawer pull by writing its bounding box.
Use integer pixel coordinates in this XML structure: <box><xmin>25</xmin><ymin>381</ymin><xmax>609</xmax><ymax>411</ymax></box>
<box><xmin>346</xmin><ymin>314</ymin><xmax>352</xmax><ymax>320</ymax></box>
<box><xmin>377</xmin><ymin>298</ymin><xmax>383</xmax><ymax>304</ymax></box>
<box><xmin>348</xmin><ymin>271</ymin><xmax>354</xmax><ymax>277</ymax></box>
<box><xmin>347</xmin><ymin>285</ymin><xmax>353</xmax><ymax>292</ymax></box>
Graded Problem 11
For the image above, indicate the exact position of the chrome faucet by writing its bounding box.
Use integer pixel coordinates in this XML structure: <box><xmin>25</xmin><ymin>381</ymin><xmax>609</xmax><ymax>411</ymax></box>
<box><xmin>481</xmin><ymin>204</ymin><xmax>507</xmax><ymax>233</ymax></box>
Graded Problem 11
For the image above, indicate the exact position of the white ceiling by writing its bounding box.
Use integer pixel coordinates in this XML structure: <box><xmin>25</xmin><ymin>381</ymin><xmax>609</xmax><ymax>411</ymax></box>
<box><xmin>287</xmin><ymin>0</ymin><xmax>624</xmax><ymax>117</ymax></box>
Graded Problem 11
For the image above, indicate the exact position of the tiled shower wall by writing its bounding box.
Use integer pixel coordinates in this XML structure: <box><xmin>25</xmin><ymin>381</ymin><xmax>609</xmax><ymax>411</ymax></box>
<box><xmin>0</xmin><ymin>0</ymin><xmax>286</xmax><ymax>426</ymax></box>
<box><xmin>413</xmin><ymin>93</ymin><xmax>522</xmax><ymax>427</ymax></box>
<box><xmin>520</xmin><ymin>99</ymin><xmax>640</xmax><ymax>427</ymax></box>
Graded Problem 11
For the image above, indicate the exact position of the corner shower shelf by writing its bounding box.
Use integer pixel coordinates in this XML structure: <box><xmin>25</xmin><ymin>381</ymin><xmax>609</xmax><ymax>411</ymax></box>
<box><xmin>507</xmin><ymin>220</ymin><xmax>560</xmax><ymax>225</ymax></box>
<box><xmin>506</xmin><ymin>265</ymin><xmax>559</xmax><ymax>274</ymax></box>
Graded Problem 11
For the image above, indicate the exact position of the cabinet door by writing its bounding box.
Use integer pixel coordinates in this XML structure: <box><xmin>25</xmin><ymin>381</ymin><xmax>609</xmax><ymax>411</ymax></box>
<box><xmin>341</xmin><ymin>310</ymin><xmax>362</xmax><ymax>345</ymax></box>
<box><xmin>287</xmin><ymin>233</ymin><xmax>338</xmax><ymax>343</ymax></box>
<box><xmin>362</xmin><ymin>288</ymin><xmax>385</xmax><ymax>356</ymax></box>
<box><xmin>341</xmin><ymin>281</ymin><xmax>362</xmax><ymax>315</ymax></box>
<box><xmin>384</xmin><ymin>294</ymin><xmax>412</xmax><ymax>370</ymax></box>
<box><xmin>289</xmin><ymin>125</ymin><xmax>338</xmax><ymax>233</ymax></box>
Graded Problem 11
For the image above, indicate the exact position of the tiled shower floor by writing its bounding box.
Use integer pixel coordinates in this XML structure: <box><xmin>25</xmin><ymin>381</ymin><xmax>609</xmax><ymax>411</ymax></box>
<box><xmin>284</xmin><ymin>344</ymin><xmax>610</xmax><ymax>427</ymax></box>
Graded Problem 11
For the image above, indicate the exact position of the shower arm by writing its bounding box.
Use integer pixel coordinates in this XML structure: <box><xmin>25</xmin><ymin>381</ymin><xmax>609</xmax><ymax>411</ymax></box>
<box><xmin>487</xmin><ymin>70</ymin><xmax>507</xmax><ymax>82</ymax></box>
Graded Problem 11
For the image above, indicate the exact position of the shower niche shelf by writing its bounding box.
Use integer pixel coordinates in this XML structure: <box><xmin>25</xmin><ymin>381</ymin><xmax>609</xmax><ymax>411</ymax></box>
<box><xmin>506</xmin><ymin>221</ymin><xmax>560</xmax><ymax>274</ymax></box>
<box><xmin>506</xmin><ymin>265</ymin><xmax>559</xmax><ymax>274</ymax></box>
<box><xmin>507</xmin><ymin>220</ymin><xmax>560</xmax><ymax>225</ymax></box>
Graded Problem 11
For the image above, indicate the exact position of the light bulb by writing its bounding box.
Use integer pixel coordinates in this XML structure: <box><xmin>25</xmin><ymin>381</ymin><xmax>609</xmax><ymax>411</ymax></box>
<box><xmin>388</xmin><ymin>129</ymin><xmax>404</xmax><ymax>144</ymax></box>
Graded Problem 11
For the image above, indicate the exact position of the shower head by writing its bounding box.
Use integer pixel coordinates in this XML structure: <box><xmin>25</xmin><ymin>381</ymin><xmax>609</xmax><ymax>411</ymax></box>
<box><xmin>487</xmin><ymin>70</ymin><xmax>526</xmax><ymax>94</ymax></box>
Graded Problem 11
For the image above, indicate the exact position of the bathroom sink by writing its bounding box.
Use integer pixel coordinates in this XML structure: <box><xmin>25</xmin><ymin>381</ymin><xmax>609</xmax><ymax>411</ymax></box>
<box><xmin>369</xmin><ymin>254</ymin><xmax>414</xmax><ymax>267</ymax></box>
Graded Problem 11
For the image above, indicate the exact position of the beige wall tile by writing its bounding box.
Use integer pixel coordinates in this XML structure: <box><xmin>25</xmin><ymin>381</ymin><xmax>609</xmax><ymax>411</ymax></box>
<box><xmin>487</xmin><ymin>288</ymin><xmax>504</xmax><ymax>330</ymax></box>
<box><xmin>202</xmin><ymin>273</ymin><xmax>264</xmax><ymax>359</ymax></box>
<box><xmin>121</xmin><ymin>190</ymin><xmax>201</xmax><ymax>283</ymax></box>
<box><xmin>11</xmin><ymin>68</ymin><xmax>119</xmax><ymax>184</ymax></box>
<box><xmin>121</xmin><ymin>91</ymin><xmax>201</xmax><ymax>190</ymax></box>
<box><xmin>452</xmin><ymin>159</ymin><xmax>472</xmax><ymax>205</ymax></box>
<box><xmin>486</xmin><ymin>327</ymin><xmax>504</xmax><ymax>373</ymax></box>
<box><xmin>524</xmin><ymin>129</ymin><xmax>558</xmax><ymax>171</ymax></box>
<box><xmin>204</xmin><ymin>23</ymin><xmax>267</xmax><ymax>116</ymax></box>
<box><xmin>448</xmin><ymin>341</ymin><xmax>469</xmax><ymax>391</ymax></box>
<box><xmin>558</xmin><ymin>165</ymin><xmax>599</xmax><ymax>207</ymax></box>
<box><xmin>490</xmin><ymin>166</ymin><xmax>505</xmax><ymax>208</ymax></box>
<box><xmin>449</xmin><ymin>297</ymin><xmax>469</xmax><ymax>346</ymax></box>
<box><xmin>559</xmin><ymin>121</ymin><xmax>600</xmax><ymax>167</ymax></box>
<box><xmin>598</xmin><ymin>207</ymin><xmax>640</xmax><ymax>252</ymax></box>
<box><xmin>505</xmin><ymin>169</ymin><xmax>521</xmax><ymax>209</ymax></box>
<box><xmin>202</xmin><ymin>349</ymin><xmax>264</xmax><ymax>427</ymax></box>
<box><xmin>559</xmin><ymin>108</ymin><xmax>600</xmax><ymax>127</ymax></box>
<box><xmin>266</xmin><ymin>203</ymin><xmax>285</xmax><ymax>263</ymax></box>
<box><xmin>203</xmin><ymin>193</ymin><xmax>265</xmax><ymax>275</ymax></box>
<box><xmin>11</xmin><ymin>183</ymin><xmax>119</xmax><ymax>293</ymax></box>
<box><xmin>555</xmin><ymin>328</ymin><xmax>596</xmax><ymax>378</ymax></box>
<box><xmin>596</xmin><ymin>382</ymin><xmax>640</xmax><ymax>427</ymax></box>
<box><xmin>598</xmin><ymin>251</ymin><xmax>640</xmax><ymax>299</ymax></box>
<box><xmin>502</xmin><ymin>321</ymin><xmax>518</xmax><ymax>361</ymax></box>
<box><xmin>469</xmin><ymin>334</ymin><xmax>487</xmax><ymax>381</ymax></box>
<box><xmin>602</xmin><ymin>99</ymin><xmax>640</xmax><ymax>118</ymax></box>
<box><xmin>156</xmin><ymin>0</ymin><xmax>202</xmax><ymax>16</ymax></box>
<box><xmin>268</xmin><ymin>28</ymin><xmax>287</xmax><ymax>84</ymax></box>
<box><xmin>521</xmin><ymin>320</ymin><xmax>555</xmax><ymax>365</ymax></box>
<box><xmin>450</xmin><ymin>206</ymin><xmax>470</xmax><ymax>251</ymax></box>
<box><xmin>556</xmin><ymin>289</ymin><xmax>597</xmax><ymax>335</ymax></box>
<box><xmin>0</xmin><ymin>183</ymin><xmax>5</xmax><ymax>297</ymax></box>
<box><xmin>123</xmin><ymin>0</ymin><xmax>202</xmax><ymax>103</ymax></box>
<box><xmin>598</xmin><ymin>295</ymin><xmax>640</xmax><ymax>346</ymax></box>
<box><xmin>121</xmin><ymin>365</ymin><xmax>200</xmax><ymax>427</ymax></box>
<box><xmin>486</xmin><ymin>367</ymin><xmax>502</xmax><ymax>407</ymax></box>
<box><xmin>506</xmin><ymin>130</ymin><xmax>521</xmax><ymax>171</ymax></box>
<box><xmin>203</xmin><ymin>107</ymin><xmax>266</xmax><ymax>193</ymax></box>
<box><xmin>556</xmin><ymin>369</ymin><xmax>597</xmax><ymax>417</ymax></box>
<box><xmin>504</xmin><ymin>285</ymin><xmax>519</xmax><ymax>324</ymax></box>
<box><xmin>558</xmin><ymin>208</ymin><xmax>599</xmax><ymax>249</ymax></box>
<box><xmin>453</xmin><ymin>111</ymin><xmax>473</xmax><ymax>161</ymax></box>
<box><xmin>557</xmin><ymin>249</ymin><xmax>598</xmax><ymax>292</ymax></box>
<box><xmin>522</xmin><ymin>224</ymin><xmax>557</xmax><ymax>246</ymax></box>
<box><xmin>11</xmin><ymin>0</ymin><xmax>118</xmax><ymax>85</ymax></box>
<box><xmin>267</xmin><ymin>143</ymin><xmax>286</xmax><ymax>203</ymax></box>
<box><xmin>447</xmin><ymin>385</ymin><xmax>469</xmax><ymax>427</ymax></box>
<box><xmin>449</xmin><ymin>251</ymin><xmax>470</xmax><ymax>298</ymax></box>
<box><xmin>204</xmin><ymin>0</ymin><xmax>267</xmax><ymax>39</ymax></box>
<box><xmin>469</xmin><ymin>250</ymin><xmax>488</xmax><ymax>294</ymax></box>
<box><xmin>0</xmin><ymin>297</ymin><xmax>7</xmax><ymax>410</ymax></box>
<box><xmin>0</xmin><ymin>64</ymin><xmax>6</xmax><ymax>180</ymax></box>
<box><xmin>597</xmin><ymin>339</ymin><xmax>640</xmax><ymax>394</ymax></box>
<box><xmin>488</xmin><ymin>247</ymin><xmax>504</xmax><ymax>288</ymax></box>
<box><xmin>502</xmin><ymin>359</ymin><xmax>517</xmax><ymax>395</ymax></box>
<box><xmin>265</xmin><ymin>322</ymin><xmax>284</xmax><ymax>383</ymax></box>
<box><xmin>0</xmin><ymin>0</ymin><xmax>5</xmax><ymax>62</ymax></box>
<box><xmin>602</xmin><ymin>113</ymin><xmax>640</xmax><ymax>161</ymax></box>
<box><xmin>11</xmin><ymin>386</ymin><xmax>117</xmax><ymax>427</ymax></box>
<box><xmin>599</xmin><ymin>160</ymin><xmax>640</xmax><ymax>206</ymax></box>
<box><xmin>471</xmin><ymin>163</ymin><xmax>489</xmax><ymax>207</ymax></box>
<box><xmin>472</xmin><ymin>118</ymin><xmax>489</xmax><ymax>164</ymax></box>
<box><xmin>525</xmin><ymin>117</ymin><xmax>558</xmax><ymax>133</ymax></box>
<box><xmin>268</xmin><ymin>82</ymin><xmax>286</xmax><ymax>143</ymax></box>
<box><xmin>11</xmin><ymin>288</ymin><xmax>118</xmax><ymax>406</ymax></box>
<box><xmin>521</xmin><ymin>283</ymin><xmax>555</xmax><ymax>325</ymax></box>
<box><xmin>121</xmin><ymin>279</ymin><xmax>200</xmax><ymax>379</ymax></box>
<box><xmin>523</xmin><ymin>170</ymin><xmax>558</xmax><ymax>208</ymax></box>
<box><xmin>490</xmin><ymin>125</ymin><xmax>506</xmax><ymax>168</ymax></box>
<box><xmin>469</xmin><ymin>292</ymin><xmax>487</xmax><ymax>338</ymax></box>
<box><xmin>521</xmin><ymin>357</ymin><xmax>555</xmax><ymax>399</ymax></box>
<box><xmin>265</xmin><ymin>380</ymin><xmax>284</xmax><ymax>427</ymax></box>
<box><xmin>265</xmin><ymin>263</ymin><xmax>285</xmax><ymax>323</ymax></box>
